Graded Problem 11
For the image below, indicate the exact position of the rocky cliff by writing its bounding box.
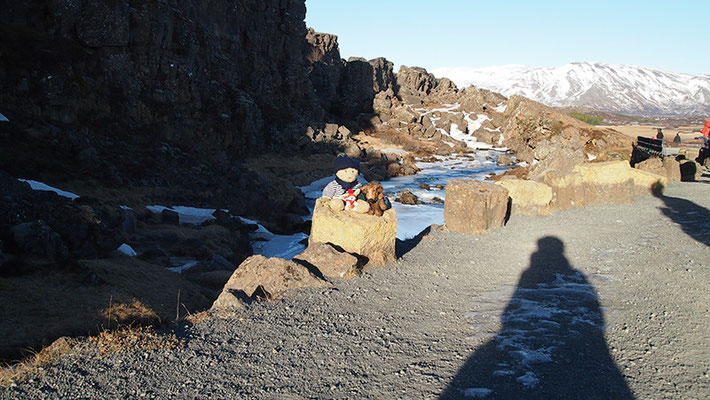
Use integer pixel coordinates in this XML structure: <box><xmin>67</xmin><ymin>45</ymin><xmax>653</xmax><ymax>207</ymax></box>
<box><xmin>1</xmin><ymin>0</ymin><xmax>316</xmax><ymax>155</ymax></box>
<box><xmin>0</xmin><ymin>0</ymin><xmax>329</xmax><ymax>223</ymax></box>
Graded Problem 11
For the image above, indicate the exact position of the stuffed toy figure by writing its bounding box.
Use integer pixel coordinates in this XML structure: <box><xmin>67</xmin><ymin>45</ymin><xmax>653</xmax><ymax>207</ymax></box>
<box><xmin>322</xmin><ymin>154</ymin><xmax>370</xmax><ymax>213</ymax></box>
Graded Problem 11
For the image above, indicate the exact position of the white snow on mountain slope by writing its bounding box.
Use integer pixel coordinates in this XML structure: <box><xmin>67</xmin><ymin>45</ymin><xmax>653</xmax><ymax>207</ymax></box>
<box><xmin>433</xmin><ymin>62</ymin><xmax>710</xmax><ymax>117</ymax></box>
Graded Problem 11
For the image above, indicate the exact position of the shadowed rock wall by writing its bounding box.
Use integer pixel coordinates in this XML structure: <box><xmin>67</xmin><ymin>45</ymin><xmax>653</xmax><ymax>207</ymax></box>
<box><xmin>0</xmin><ymin>0</ymin><xmax>316</xmax><ymax>156</ymax></box>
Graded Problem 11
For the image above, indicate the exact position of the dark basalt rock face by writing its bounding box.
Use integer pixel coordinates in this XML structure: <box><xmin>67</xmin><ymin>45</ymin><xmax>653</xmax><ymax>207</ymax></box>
<box><xmin>0</xmin><ymin>171</ymin><xmax>122</xmax><ymax>274</ymax></box>
<box><xmin>0</xmin><ymin>0</ymin><xmax>325</xmax><ymax>222</ymax></box>
<box><xmin>0</xmin><ymin>0</ymin><xmax>315</xmax><ymax>156</ymax></box>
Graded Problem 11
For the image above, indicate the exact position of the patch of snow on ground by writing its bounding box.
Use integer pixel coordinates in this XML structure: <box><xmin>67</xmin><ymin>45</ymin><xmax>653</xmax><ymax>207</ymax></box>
<box><xmin>463</xmin><ymin>388</ymin><xmax>493</xmax><ymax>398</ymax></box>
<box><xmin>378</xmin><ymin>148</ymin><xmax>409</xmax><ymax>156</ymax></box>
<box><xmin>464</xmin><ymin>113</ymin><xmax>490</xmax><ymax>134</ymax></box>
<box><xmin>145</xmin><ymin>205</ymin><xmax>218</xmax><ymax>225</ymax></box>
<box><xmin>143</xmin><ymin>205</ymin><xmax>308</xmax><ymax>260</ymax></box>
<box><xmin>17</xmin><ymin>179</ymin><xmax>80</xmax><ymax>200</ymax></box>
<box><xmin>516</xmin><ymin>371</ymin><xmax>539</xmax><ymax>388</ymax></box>
<box><xmin>432</xmin><ymin>113</ymin><xmax>507</xmax><ymax>151</ymax></box>
<box><xmin>167</xmin><ymin>261</ymin><xmax>199</xmax><ymax>274</ymax></box>
<box><xmin>493</xmin><ymin>103</ymin><xmax>507</xmax><ymax>113</ymax></box>
<box><xmin>239</xmin><ymin>217</ymin><xmax>308</xmax><ymax>260</ymax></box>
<box><xmin>429</xmin><ymin>103</ymin><xmax>461</xmax><ymax>113</ymax></box>
<box><xmin>116</xmin><ymin>243</ymin><xmax>137</xmax><ymax>257</ymax></box>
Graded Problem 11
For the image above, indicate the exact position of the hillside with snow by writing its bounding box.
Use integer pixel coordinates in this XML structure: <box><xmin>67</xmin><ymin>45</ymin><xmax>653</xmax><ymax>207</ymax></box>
<box><xmin>433</xmin><ymin>62</ymin><xmax>710</xmax><ymax>117</ymax></box>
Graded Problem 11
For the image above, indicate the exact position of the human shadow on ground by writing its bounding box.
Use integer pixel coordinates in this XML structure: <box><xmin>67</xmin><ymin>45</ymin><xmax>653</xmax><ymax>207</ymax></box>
<box><xmin>439</xmin><ymin>237</ymin><xmax>634</xmax><ymax>400</ymax></box>
<box><xmin>654</xmin><ymin>191</ymin><xmax>710</xmax><ymax>247</ymax></box>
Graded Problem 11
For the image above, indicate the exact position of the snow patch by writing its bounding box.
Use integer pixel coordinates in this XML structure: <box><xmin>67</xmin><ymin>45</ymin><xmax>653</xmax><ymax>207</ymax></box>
<box><xmin>493</xmin><ymin>103</ymin><xmax>507</xmax><ymax>113</ymax></box>
<box><xmin>167</xmin><ymin>261</ymin><xmax>199</xmax><ymax>274</ymax></box>
<box><xmin>463</xmin><ymin>388</ymin><xmax>493</xmax><ymax>398</ymax></box>
<box><xmin>378</xmin><ymin>148</ymin><xmax>409</xmax><ymax>156</ymax></box>
<box><xmin>116</xmin><ymin>243</ymin><xmax>137</xmax><ymax>257</ymax></box>
<box><xmin>516</xmin><ymin>371</ymin><xmax>539</xmax><ymax>388</ymax></box>
<box><xmin>17</xmin><ymin>179</ymin><xmax>80</xmax><ymax>200</ymax></box>
<box><xmin>238</xmin><ymin>217</ymin><xmax>308</xmax><ymax>260</ymax></box>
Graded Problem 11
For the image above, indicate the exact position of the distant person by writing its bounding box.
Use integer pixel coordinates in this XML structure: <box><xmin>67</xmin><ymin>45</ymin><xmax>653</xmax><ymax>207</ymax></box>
<box><xmin>673</xmin><ymin>133</ymin><xmax>681</xmax><ymax>147</ymax></box>
<box><xmin>656</xmin><ymin>128</ymin><xmax>664</xmax><ymax>140</ymax></box>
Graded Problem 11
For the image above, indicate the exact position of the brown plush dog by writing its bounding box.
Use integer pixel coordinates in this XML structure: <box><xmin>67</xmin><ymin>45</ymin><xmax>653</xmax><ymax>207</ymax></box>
<box><xmin>359</xmin><ymin>181</ymin><xmax>389</xmax><ymax>217</ymax></box>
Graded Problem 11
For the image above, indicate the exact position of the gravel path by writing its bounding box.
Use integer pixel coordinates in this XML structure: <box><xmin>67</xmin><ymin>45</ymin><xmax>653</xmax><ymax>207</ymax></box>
<box><xmin>3</xmin><ymin>179</ymin><xmax>710</xmax><ymax>399</ymax></box>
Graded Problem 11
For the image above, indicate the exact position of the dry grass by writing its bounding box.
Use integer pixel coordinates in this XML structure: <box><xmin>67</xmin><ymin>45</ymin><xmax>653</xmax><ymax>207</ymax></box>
<box><xmin>0</xmin><ymin>298</ymin><xmax>184</xmax><ymax>388</ymax></box>
<box><xmin>184</xmin><ymin>311</ymin><xmax>211</xmax><ymax>325</ymax></box>
<box><xmin>371</xmin><ymin>128</ymin><xmax>443</xmax><ymax>156</ymax></box>
<box><xmin>0</xmin><ymin>256</ymin><xmax>211</xmax><ymax>363</ymax></box>
<box><xmin>86</xmin><ymin>326</ymin><xmax>182</xmax><ymax>357</ymax></box>
<box><xmin>0</xmin><ymin>336</ymin><xmax>75</xmax><ymax>388</ymax></box>
<box><xmin>101</xmin><ymin>299</ymin><xmax>161</xmax><ymax>329</ymax></box>
<box><xmin>305</xmin><ymin>47</ymin><xmax>324</xmax><ymax>64</ymax></box>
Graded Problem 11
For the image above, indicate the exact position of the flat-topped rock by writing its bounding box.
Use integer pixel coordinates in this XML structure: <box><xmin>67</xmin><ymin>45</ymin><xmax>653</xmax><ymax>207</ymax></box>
<box><xmin>293</xmin><ymin>242</ymin><xmax>361</xmax><ymax>280</ymax></box>
<box><xmin>496</xmin><ymin>179</ymin><xmax>553</xmax><ymax>216</ymax></box>
<box><xmin>309</xmin><ymin>198</ymin><xmax>397</xmax><ymax>266</ymax></box>
<box><xmin>544</xmin><ymin>161</ymin><xmax>667</xmax><ymax>209</ymax></box>
<box><xmin>211</xmin><ymin>255</ymin><xmax>330</xmax><ymax>311</ymax></box>
<box><xmin>444</xmin><ymin>179</ymin><xmax>509</xmax><ymax>235</ymax></box>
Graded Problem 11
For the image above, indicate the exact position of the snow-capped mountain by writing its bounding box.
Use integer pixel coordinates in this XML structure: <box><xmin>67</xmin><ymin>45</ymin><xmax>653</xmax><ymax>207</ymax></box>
<box><xmin>432</xmin><ymin>62</ymin><xmax>710</xmax><ymax>117</ymax></box>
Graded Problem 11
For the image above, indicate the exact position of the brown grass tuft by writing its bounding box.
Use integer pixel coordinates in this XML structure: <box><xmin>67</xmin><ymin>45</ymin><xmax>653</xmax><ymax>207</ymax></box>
<box><xmin>87</xmin><ymin>326</ymin><xmax>181</xmax><ymax>357</ymax></box>
<box><xmin>101</xmin><ymin>299</ymin><xmax>161</xmax><ymax>328</ymax></box>
<box><xmin>184</xmin><ymin>311</ymin><xmax>210</xmax><ymax>324</ymax></box>
<box><xmin>0</xmin><ymin>337</ymin><xmax>75</xmax><ymax>388</ymax></box>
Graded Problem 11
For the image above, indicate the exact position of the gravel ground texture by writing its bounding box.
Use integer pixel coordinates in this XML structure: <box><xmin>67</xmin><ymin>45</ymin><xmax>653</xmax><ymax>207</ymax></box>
<box><xmin>2</xmin><ymin>178</ymin><xmax>710</xmax><ymax>399</ymax></box>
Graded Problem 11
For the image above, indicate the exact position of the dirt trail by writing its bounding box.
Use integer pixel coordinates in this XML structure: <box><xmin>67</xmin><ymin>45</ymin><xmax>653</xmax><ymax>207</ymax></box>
<box><xmin>2</xmin><ymin>177</ymin><xmax>710</xmax><ymax>399</ymax></box>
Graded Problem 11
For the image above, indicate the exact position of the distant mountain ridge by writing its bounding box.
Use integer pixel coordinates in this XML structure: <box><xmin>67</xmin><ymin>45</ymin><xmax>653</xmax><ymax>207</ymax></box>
<box><xmin>433</xmin><ymin>62</ymin><xmax>710</xmax><ymax>117</ymax></box>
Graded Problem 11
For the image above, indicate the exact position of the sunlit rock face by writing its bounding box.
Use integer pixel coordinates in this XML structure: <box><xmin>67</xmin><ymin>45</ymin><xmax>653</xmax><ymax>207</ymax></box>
<box><xmin>309</xmin><ymin>197</ymin><xmax>397</xmax><ymax>266</ymax></box>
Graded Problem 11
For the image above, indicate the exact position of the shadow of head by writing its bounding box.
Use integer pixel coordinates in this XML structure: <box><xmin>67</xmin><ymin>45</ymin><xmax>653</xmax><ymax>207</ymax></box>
<box><xmin>519</xmin><ymin>236</ymin><xmax>573</xmax><ymax>288</ymax></box>
<box><xmin>537</xmin><ymin>236</ymin><xmax>564</xmax><ymax>255</ymax></box>
<box><xmin>651</xmin><ymin>180</ymin><xmax>666</xmax><ymax>197</ymax></box>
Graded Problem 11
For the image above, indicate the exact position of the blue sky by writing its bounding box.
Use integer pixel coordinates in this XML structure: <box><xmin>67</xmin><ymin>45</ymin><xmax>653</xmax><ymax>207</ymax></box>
<box><xmin>305</xmin><ymin>0</ymin><xmax>709</xmax><ymax>75</ymax></box>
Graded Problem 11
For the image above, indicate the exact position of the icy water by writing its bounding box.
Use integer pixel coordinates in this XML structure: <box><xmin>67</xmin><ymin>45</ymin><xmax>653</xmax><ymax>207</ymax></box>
<box><xmin>302</xmin><ymin>151</ymin><xmax>510</xmax><ymax>242</ymax></box>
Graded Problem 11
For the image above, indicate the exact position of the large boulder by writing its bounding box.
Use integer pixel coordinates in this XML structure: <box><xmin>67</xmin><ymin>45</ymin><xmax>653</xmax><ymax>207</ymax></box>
<box><xmin>495</xmin><ymin>179</ymin><xmax>553</xmax><ymax>216</ymax></box>
<box><xmin>444</xmin><ymin>180</ymin><xmax>509</xmax><ymax>235</ymax></box>
<box><xmin>309</xmin><ymin>197</ymin><xmax>397</xmax><ymax>266</ymax></box>
<box><xmin>211</xmin><ymin>255</ymin><xmax>330</xmax><ymax>311</ymax></box>
<box><xmin>293</xmin><ymin>242</ymin><xmax>361</xmax><ymax>280</ymax></box>
<box><xmin>544</xmin><ymin>161</ymin><xmax>667</xmax><ymax>209</ymax></box>
<box><xmin>680</xmin><ymin>160</ymin><xmax>702</xmax><ymax>182</ymax></box>
<box><xmin>635</xmin><ymin>157</ymin><xmax>681</xmax><ymax>182</ymax></box>
<box><xmin>10</xmin><ymin>221</ymin><xmax>70</xmax><ymax>267</ymax></box>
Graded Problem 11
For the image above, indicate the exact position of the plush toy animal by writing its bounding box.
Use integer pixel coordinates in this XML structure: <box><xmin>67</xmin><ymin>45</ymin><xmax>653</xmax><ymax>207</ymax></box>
<box><xmin>322</xmin><ymin>154</ymin><xmax>370</xmax><ymax>213</ymax></box>
<box><xmin>358</xmin><ymin>181</ymin><xmax>391</xmax><ymax>217</ymax></box>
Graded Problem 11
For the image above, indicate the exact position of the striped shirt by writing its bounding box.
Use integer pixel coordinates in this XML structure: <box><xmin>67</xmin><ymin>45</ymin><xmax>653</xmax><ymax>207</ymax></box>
<box><xmin>322</xmin><ymin>180</ymin><xmax>362</xmax><ymax>198</ymax></box>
